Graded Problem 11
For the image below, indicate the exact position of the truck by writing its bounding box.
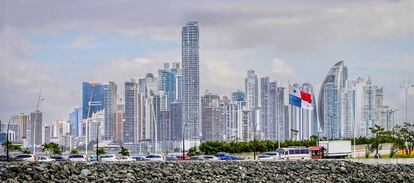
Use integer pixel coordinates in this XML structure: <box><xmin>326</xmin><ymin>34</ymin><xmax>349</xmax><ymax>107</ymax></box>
<box><xmin>315</xmin><ymin>140</ymin><xmax>352</xmax><ymax>159</ymax></box>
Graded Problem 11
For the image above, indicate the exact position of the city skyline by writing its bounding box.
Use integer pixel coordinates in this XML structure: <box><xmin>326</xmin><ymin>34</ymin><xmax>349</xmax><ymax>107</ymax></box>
<box><xmin>1</xmin><ymin>0</ymin><xmax>413</xmax><ymax>126</ymax></box>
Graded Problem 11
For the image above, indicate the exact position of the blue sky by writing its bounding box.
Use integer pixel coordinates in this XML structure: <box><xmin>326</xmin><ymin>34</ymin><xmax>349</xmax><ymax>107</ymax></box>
<box><xmin>0</xmin><ymin>0</ymin><xmax>413</xmax><ymax>124</ymax></box>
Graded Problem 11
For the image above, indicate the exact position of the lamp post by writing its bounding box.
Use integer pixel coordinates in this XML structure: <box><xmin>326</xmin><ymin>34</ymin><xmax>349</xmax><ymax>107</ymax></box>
<box><xmin>6</xmin><ymin>117</ymin><xmax>12</xmax><ymax>161</ymax></box>
<box><xmin>389</xmin><ymin>109</ymin><xmax>398</xmax><ymax>133</ymax></box>
<box><xmin>401</xmin><ymin>82</ymin><xmax>414</xmax><ymax>123</ymax></box>
<box><xmin>33</xmin><ymin>90</ymin><xmax>45</xmax><ymax>155</ymax></box>
<box><xmin>96</xmin><ymin>120</ymin><xmax>100</xmax><ymax>162</ymax></box>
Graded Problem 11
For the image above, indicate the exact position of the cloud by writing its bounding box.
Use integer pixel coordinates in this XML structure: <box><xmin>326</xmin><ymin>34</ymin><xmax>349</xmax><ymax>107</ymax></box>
<box><xmin>71</xmin><ymin>36</ymin><xmax>96</xmax><ymax>49</ymax></box>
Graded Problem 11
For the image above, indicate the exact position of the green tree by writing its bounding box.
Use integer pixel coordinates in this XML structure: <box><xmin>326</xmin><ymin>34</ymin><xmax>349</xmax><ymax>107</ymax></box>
<box><xmin>118</xmin><ymin>146</ymin><xmax>130</xmax><ymax>156</ymax></box>
<box><xmin>97</xmin><ymin>147</ymin><xmax>106</xmax><ymax>156</ymax></box>
<box><xmin>42</xmin><ymin>142</ymin><xmax>61</xmax><ymax>156</ymax></box>
<box><xmin>1</xmin><ymin>141</ymin><xmax>21</xmax><ymax>153</ymax></box>
<box><xmin>20</xmin><ymin>148</ymin><xmax>32</xmax><ymax>154</ymax></box>
<box><xmin>70</xmin><ymin>149</ymin><xmax>79</xmax><ymax>155</ymax></box>
<box><xmin>369</xmin><ymin>125</ymin><xmax>385</xmax><ymax>158</ymax></box>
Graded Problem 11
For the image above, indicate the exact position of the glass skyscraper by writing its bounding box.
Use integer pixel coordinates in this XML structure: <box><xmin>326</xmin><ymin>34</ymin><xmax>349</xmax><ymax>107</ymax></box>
<box><xmin>124</xmin><ymin>79</ymin><xmax>138</xmax><ymax>143</ymax></box>
<box><xmin>181</xmin><ymin>21</ymin><xmax>200</xmax><ymax>141</ymax></box>
<box><xmin>318</xmin><ymin>61</ymin><xmax>348</xmax><ymax>139</ymax></box>
<box><xmin>82</xmin><ymin>82</ymin><xmax>105</xmax><ymax>119</ymax></box>
<box><xmin>103</xmin><ymin>82</ymin><xmax>117</xmax><ymax>140</ymax></box>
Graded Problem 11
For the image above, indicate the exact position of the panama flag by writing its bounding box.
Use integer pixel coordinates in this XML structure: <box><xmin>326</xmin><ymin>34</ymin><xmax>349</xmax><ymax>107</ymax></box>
<box><xmin>289</xmin><ymin>85</ymin><xmax>313</xmax><ymax>110</ymax></box>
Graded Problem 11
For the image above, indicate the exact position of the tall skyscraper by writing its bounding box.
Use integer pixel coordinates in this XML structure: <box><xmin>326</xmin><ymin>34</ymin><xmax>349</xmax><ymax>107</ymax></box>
<box><xmin>11</xmin><ymin>113</ymin><xmax>29</xmax><ymax>141</ymax></box>
<box><xmin>114</xmin><ymin>101</ymin><xmax>124</xmax><ymax>144</ymax></box>
<box><xmin>159</xmin><ymin>64</ymin><xmax>177</xmax><ymax>103</ymax></box>
<box><xmin>260</xmin><ymin>77</ymin><xmax>270</xmax><ymax>139</ymax></box>
<box><xmin>361</xmin><ymin>77</ymin><xmax>378</xmax><ymax>137</ymax></box>
<box><xmin>231</xmin><ymin>90</ymin><xmax>246</xmax><ymax>102</ymax></box>
<box><xmin>44</xmin><ymin>126</ymin><xmax>51</xmax><ymax>144</ymax></box>
<box><xmin>124</xmin><ymin>79</ymin><xmax>138</xmax><ymax>144</ymax></box>
<box><xmin>69</xmin><ymin>107</ymin><xmax>83</xmax><ymax>137</ymax></box>
<box><xmin>103</xmin><ymin>81</ymin><xmax>117</xmax><ymax>140</ymax></box>
<box><xmin>170</xmin><ymin>102</ymin><xmax>182</xmax><ymax>141</ymax></box>
<box><xmin>30</xmin><ymin>110</ymin><xmax>43</xmax><ymax>146</ymax></box>
<box><xmin>318</xmin><ymin>61</ymin><xmax>348</xmax><ymax>139</ymax></box>
<box><xmin>181</xmin><ymin>21</ymin><xmax>200</xmax><ymax>141</ymax></box>
<box><xmin>82</xmin><ymin>82</ymin><xmax>105</xmax><ymax>119</ymax></box>
<box><xmin>245</xmin><ymin>70</ymin><xmax>259</xmax><ymax>140</ymax></box>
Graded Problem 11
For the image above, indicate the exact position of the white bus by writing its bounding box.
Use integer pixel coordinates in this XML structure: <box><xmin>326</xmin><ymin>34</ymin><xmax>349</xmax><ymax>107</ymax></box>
<box><xmin>275</xmin><ymin>147</ymin><xmax>311</xmax><ymax>160</ymax></box>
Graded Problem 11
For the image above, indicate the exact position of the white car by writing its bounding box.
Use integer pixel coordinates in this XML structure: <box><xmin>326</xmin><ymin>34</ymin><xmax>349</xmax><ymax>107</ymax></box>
<box><xmin>100</xmin><ymin>154</ymin><xmax>118</xmax><ymax>161</ymax></box>
<box><xmin>15</xmin><ymin>154</ymin><xmax>36</xmax><ymax>162</ymax></box>
<box><xmin>145</xmin><ymin>154</ymin><xmax>164</xmax><ymax>161</ymax></box>
<box><xmin>203</xmin><ymin>155</ymin><xmax>219</xmax><ymax>161</ymax></box>
<box><xmin>117</xmin><ymin>156</ymin><xmax>135</xmax><ymax>162</ymax></box>
<box><xmin>258</xmin><ymin>152</ymin><xmax>279</xmax><ymax>160</ymax></box>
<box><xmin>37</xmin><ymin>156</ymin><xmax>55</xmax><ymax>162</ymax></box>
<box><xmin>68</xmin><ymin>155</ymin><xmax>88</xmax><ymax>162</ymax></box>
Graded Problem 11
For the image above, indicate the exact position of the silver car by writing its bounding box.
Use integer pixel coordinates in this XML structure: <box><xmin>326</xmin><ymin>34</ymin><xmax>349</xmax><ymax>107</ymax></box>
<box><xmin>15</xmin><ymin>154</ymin><xmax>36</xmax><ymax>162</ymax></box>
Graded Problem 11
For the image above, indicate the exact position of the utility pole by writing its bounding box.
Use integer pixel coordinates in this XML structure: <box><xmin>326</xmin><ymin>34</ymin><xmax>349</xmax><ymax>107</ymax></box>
<box><xmin>401</xmin><ymin>81</ymin><xmax>413</xmax><ymax>124</ymax></box>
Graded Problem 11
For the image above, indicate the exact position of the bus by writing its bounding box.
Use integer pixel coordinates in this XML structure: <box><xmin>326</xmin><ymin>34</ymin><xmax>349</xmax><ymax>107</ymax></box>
<box><xmin>275</xmin><ymin>147</ymin><xmax>311</xmax><ymax>160</ymax></box>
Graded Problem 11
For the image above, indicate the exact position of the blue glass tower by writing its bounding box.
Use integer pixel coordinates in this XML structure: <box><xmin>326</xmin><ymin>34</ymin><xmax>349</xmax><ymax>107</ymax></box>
<box><xmin>82</xmin><ymin>82</ymin><xmax>105</xmax><ymax>119</ymax></box>
<box><xmin>159</xmin><ymin>69</ymin><xmax>176</xmax><ymax>103</ymax></box>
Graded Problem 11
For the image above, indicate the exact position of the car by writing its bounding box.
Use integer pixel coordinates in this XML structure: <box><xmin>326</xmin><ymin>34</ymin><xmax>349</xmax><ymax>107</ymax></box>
<box><xmin>202</xmin><ymin>155</ymin><xmax>219</xmax><ymax>161</ymax></box>
<box><xmin>100</xmin><ymin>154</ymin><xmax>118</xmax><ymax>161</ymax></box>
<box><xmin>15</xmin><ymin>154</ymin><xmax>36</xmax><ymax>162</ymax></box>
<box><xmin>37</xmin><ymin>156</ymin><xmax>55</xmax><ymax>162</ymax></box>
<box><xmin>50</xmin><ymin>156</ymin><xmax>67</xmax><ymax>162</ymax></box>
<box><xmin>170</xmin><ymin>153</ymin><xmax>190</xmax><ymax>160</ymax></box>
<box><xmin>145</xmin><ymin>154</ymin><xmax>164</xmax><ymax>161</ymax></box>
<box><xmin>0</xmin><ymin>155</ymin><xmax>9</xmax><ymax>161</ymax></box>
<box><xmin>89</xmin><ymin>155</ymin><xmax>97</xmax><ymax>162</ymax></box>
<box><xmin>165</xmin><ymin>156</ymin><xmax>179</xmax><ymax>161</ymax></box>
<box><xmin>214</xmin><ymin>152</ymin><xmax>238</xmax><ymax>161</ymax></box>
<box><xmin>258</xmin><ymin>152</ymin><xmax>279</xmax><ymax>160</ymax></box>
<box><xmin>117</xmin><ymin>156</ymin><xmax>135</xmax><ymax>162</ymax></box>
<box><xmin>68</xmin><ymin>154</ymin><xmax>88</xmax><ymax>162</ymax></box>
<box><xmin>131</xmin><ymin>156</ymin><xmax>147</xmax><ymax>161</ymax></box>
<box><xmin>190</xmin><ymin>156</ymin><xmax>205</xmax><ymax>161</ymax></box>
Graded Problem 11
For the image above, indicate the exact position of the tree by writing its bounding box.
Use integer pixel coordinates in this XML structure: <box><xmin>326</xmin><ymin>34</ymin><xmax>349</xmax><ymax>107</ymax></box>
<box><xmin>1</xmin><ymin>141</ymin><xmax>21</xmax><ymax>153</ymax></box>
<box><xmin>118</xmin><ymin>146</ymin><xmax>129</xmax><ymax>156</ymax></box>
<box><xmin>97</xmin><ymin>147</ymin><xmax>106</xmax><ymax>156</ymax></box>
<box><xmin>20</xmin><ymin>148</ymin><xmax>32</xmax><ymax>154</ymax></box>
<box><xmin>70</xmin><ymin>149</ymin><xmax>79</xmax><ymax>155</ymax></box>
<box><xmin>369</xmin><ymin>125</ymin><xmax>385</xmax><ymax>158</ymax></box>
<box><xmin>42</xmin><ymin>142</ymin><xmax>61</xmax><ymax>156</ymax></box>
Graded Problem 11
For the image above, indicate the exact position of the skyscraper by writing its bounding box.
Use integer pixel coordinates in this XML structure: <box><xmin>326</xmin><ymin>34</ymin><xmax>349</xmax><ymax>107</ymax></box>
<box><xmin>181</xmin><ymin>21</ymin><xmax>200</xmax><ymax>141</ymax></box>
<box><xmin>201</xmin><ymin>93</ymin><xmax>221</xmax><ymax>141</ymax></box>
<box><xmin>103</xmin><ymin>82</ymin><xmax>117</xmax><ymax>140</ymax></box>
<box><xmin>82</xmin><ymin>82</ymin><xmax>105</xmax><ymax>119</ymax></box>
<box><xmin>159</xmin><ymin>64</ymin><xmax>177</xmax><ymax>103</ymax></box>
<box><xmin>30</xmin><ymin>110</ymin><xmax>43</xmax><ymax>146</ymax></box>
<box><xmin>361</xmin><ymin>77</ymin><xmax>378</xmax><ymax>137</ymax></box>
<box><xmin>245</xmin><ymin>70</ymin><xmax>259</xmax><ymax>140</ymax></box>
<box><xmin>69</xmin><ymin>107</ymin><xmax>83</xmax><ymax>137</ymax></box>
<box><xmin>318</xmin><ymin>61</ymin><xmax>348</xmax><ymax>139</ymax></box>
<box><xmin>260</xmin><ymin>77</ymin><xmax>270</xmax><ymax>139</ymax></box>
<box><xmin>124</xmin><ymin>79</ymin><xmax>138</xmax><ymax>144</ymax></box>
<box><xmin>231</xmin><ymin>90</ymin><xmax>246</xmax><ymax>102</ymax></box>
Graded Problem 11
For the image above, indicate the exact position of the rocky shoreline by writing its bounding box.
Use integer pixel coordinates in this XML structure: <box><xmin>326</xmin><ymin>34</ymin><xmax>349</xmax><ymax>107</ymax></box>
<box><xmin>1</xmin><ymin>160</ymin><xmax>414</xmax><ymax>182</ymax></box>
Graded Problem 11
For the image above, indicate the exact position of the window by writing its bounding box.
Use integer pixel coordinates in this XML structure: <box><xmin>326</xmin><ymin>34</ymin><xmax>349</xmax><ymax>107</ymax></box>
<box><xmin>289</xmin><ymin>150</ymin><xmax>295</xmax><ymax>154</ymax></box>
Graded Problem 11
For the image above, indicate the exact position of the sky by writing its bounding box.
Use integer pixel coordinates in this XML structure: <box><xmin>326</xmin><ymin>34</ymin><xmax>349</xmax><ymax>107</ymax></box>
<box><xmin>0</xmin><ymin>0</ymin><xmax>413</xmax><ymax>125</ymax></box>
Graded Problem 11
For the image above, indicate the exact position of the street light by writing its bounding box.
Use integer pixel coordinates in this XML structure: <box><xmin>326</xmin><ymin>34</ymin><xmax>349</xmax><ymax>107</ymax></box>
<box><xmin>33</xmin><ymin>89</ymin><xmax>45</xmax><ymax>155</ymax></box>
<box><xmin>96</xmin><ymin>120</ymin><xmax>101</xmax><ymax>162</ymax></box>
<box><xmin>6</xmin><ymin>117</ymin><xmax>12</xmax><ymax>161</ymax></box>
<box><xmin>400</xmin><ymin>82</ymin><xmax>414</xmax><ymax>124</ymax></box>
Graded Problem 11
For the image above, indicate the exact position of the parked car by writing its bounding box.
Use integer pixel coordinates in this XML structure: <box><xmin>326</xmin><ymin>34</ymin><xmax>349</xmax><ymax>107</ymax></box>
<box><xmin>0</xmin><ymin>155</ymin><xmax>9</xmax><ymax>161</ymax></box>
<box><xmin>214</xmin><ymin>152</ymin><xmax>238</xmax><ymax>160</ymax></box>
<box><xmin>165</xmin><ymin>156</ymin><xmax>179</xmax><ymax>161</ymax></box>
<box><xmin>190</xmin><ymin>156</ymin><xmax>205</xmax><ymax>161</ymax></box>
<box><xmin>15</xmin><ymin>154</ymin><xmax>36</xmax><ymax>162</ymax></box>
<box><xmin>89</xmin><ymin>155</ymin><xmax>97</xmax><ymax>162</ymax></box>
<box><xmin>257</xmin><ymin>154</ymin><xmax>273</xmax><ymax>160</ymax></box>
<box><xmin>170</xmin><ymin>153</ymin><xmax>190</xmax><ymax>160</ymax></box>
<box><xmin>100</xmin><ymin>154</ymin><xmax>118</xmax><ymax>161</ymax></box>
<box><xmin>68</xmin><ymin>154</ymin><xmax>88</xmax><ymax>162</ymax></box>
<box><xmin>50</xmin><ymin>156</ymin><xmax>67</xmax><ymax>162</ymax></box>
<box><xmin>145</xmin><ymin>154</ymin><xmax>164</xmax><ymax>161</ymax></box>
<box><xmin>117</xmin><ymin>156</ymin><xmax>135</xmax><ymax>162</ymax></box>
<box><xmin>202</xmin><ymin>155</ymin><xmax>219</xmax><ymax>161</ymax></box>
<box><xmin>37</xmin><ymin>156</ymin><xmax>55</xmax><ymax>162</ymax></box>
<box><xmin>258</xmin><ymin>152</ymin><xmax>279</xmax><ymax>160</ymax></box>
<box><xmin>131</xmin><ymin>156</ymin><xmax>147</xmax><ymax>161</ymax></box>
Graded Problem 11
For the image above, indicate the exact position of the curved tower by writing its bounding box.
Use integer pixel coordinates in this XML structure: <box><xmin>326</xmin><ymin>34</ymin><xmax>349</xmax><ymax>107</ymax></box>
<box><xmin>318</xmin><ymin>61</ymin><xmax>347</xmax><ymax>138</ymax></box>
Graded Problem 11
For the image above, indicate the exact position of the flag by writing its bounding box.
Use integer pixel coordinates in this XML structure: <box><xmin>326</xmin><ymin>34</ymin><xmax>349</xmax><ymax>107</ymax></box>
<box><xmin>289</xmin><ymin>85</ymin><xmax>314</xmax><ymax>110</ymax></box>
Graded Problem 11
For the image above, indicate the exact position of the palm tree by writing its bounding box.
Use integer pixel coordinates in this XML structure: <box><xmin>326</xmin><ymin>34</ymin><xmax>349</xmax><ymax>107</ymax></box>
<box><xmin>118</xmin><ymin>146</ymin><xmax>129</xmax><ymax>156</ymax></box>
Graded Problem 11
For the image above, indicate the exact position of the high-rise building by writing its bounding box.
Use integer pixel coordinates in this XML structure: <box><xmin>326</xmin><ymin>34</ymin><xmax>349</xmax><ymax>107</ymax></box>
<box><xmin>276</xmin><ymin>87</ymin><xmax>286</xmax><ymax>141</ymax></box>
<box><xmin>260</xmin><ymin>77</ymin><xmax>270</xmax><ymax>139</ymax></box>
<box><xmin>361</xmin><ymin>77</ymin><xmax>378</xmax><ymax>137</ymax></box>
<box><xmin>170</xmin><ymin>102</ymin><xmax>182</xmax><ymax>141</ymax></box>
<box><xmin>159</xmin><ymin>65</ymin><xmax>177</xmax><ymax>103</ymax></box>
<box><xmin>124</xmin><ymin>79</ymin><xmax>138</xmax><ymax>144</ymax></box>
<box><xmin>201</xmin><ymin>93</ymin><xmax>221</xmax><ymax>141</ymax></box>
<box><xmin>245</xmin><ymin>70</ymin><xmax>259</xmax><ymax>140</ymax></box>
<box><xmin>44</xmin><ymin>126</ymin><xmax>51</xmax><ymax>144</ymax></box>
<box><xmin>103</xmin><ymin>81</ymin><xmax>117</xmax><ymax>140</ymax></box>
<box><xmin>82</xmin><ymin>82</ymin><xmax>105</xmax><ymax>119</ymax></box>
<box><xmin>69</xmin><ymin>107</ymin><xmax>83</xmax><ymax>137</ymax></box>
<box><xmin>51</xmin><ymin>119</ymin><xmax>70</xmax><ymax>138</ymax></box>
<box><xmin>231</xmin><ymin>90</ymin><xmax>246</xmax><ymax>102</ymax></box>
<box><xmin>318</xmin><ymin>61</ymin><xmax>348</xmax><ymax>138</ymax></box>
<box><xmin>30</xmin><ymin>110</ymin><xmax>43</xmax><ymax>146</ymax></box>
<box><xmin>221</xmin><ymin>98</ymin><xmax>245</xmax><ymax>141</ymax></box>
<box><xmin>114</xmin><ymin>98</ymin><xmax>124</xmax><ymax>143</ymax></box>
<box><xmin>181</xmin><ymin>21</ymin><xmax>200</xmax><ymax>141</ymax></box>
<box><xmin>11</xmin><ymin>113</ymin><xmax>30</xmax><ymax>141</ymax></box>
